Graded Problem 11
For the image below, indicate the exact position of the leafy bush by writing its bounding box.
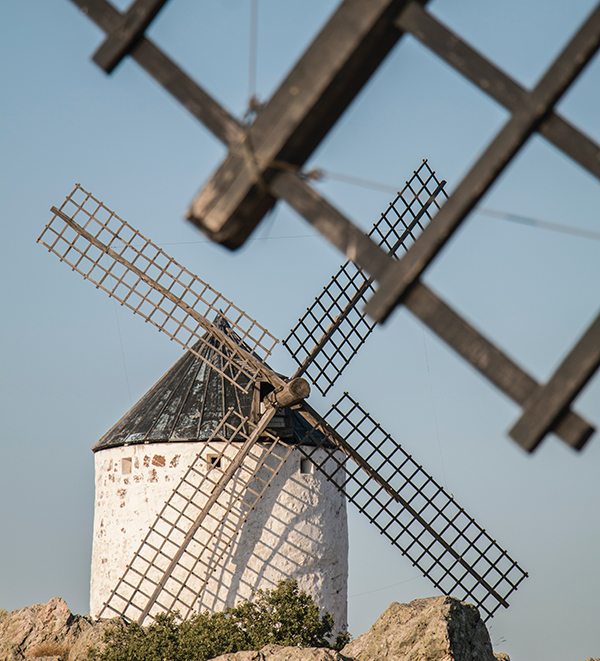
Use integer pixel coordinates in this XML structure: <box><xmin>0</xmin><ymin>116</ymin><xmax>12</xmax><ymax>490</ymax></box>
<box><xmin>88</xmin><ymin>579</ymin><xmax>350</xmax><ymax>661</ymax></box>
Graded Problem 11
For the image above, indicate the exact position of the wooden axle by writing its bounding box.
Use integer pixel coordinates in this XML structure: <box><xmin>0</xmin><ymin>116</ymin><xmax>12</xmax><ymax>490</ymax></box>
<box><xmin>265</xmin><ymin>377</ymin><xmax>311</xmax><ymax>409</ymax></box>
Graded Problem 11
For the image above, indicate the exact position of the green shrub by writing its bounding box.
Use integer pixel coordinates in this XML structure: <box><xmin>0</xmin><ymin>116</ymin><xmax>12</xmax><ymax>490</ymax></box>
<box><xmin>88</xmin><ymin>579</ymin><xmax>350</xmax><ymax>661</ymax></box>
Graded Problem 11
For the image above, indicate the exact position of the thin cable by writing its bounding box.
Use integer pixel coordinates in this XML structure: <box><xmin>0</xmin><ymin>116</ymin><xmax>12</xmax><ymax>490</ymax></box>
<box><xmin>421</xmin><ymin>323</ymin><xmax>447</xmax><ymax>489</ymax></box>
<box><xmin>475</xmin><ymin>207</ymin><xmax>600</xmax><ymax>241</ymax></box>
<box><xmin>113</xmin><ymin>301</ymin><xmax>133</xmax><ymax>408</ymax></box>
<box><xmin>153</xmin><ymin>206</ymin><xmax>598</xmax><ymax>247</ymax></box>
<box><xmin>257</xmin><ymin>203</ymin><xmax>278</xmax><ymax>242</ymax></box>
<box><xmin>317</xmin><ymin>169</ymin><xmax>399</xmax><ymax>194</ymax></box>
<box><xmin>147</xmin><ymin>168</ymin><xmax>598</xmax><ymax>247</ymax></box>
<box><xmin>311</xmin><ymin>168</ymin><xmax>600</xmax><ymax>241</ymax></box>
<box><xmin>248</xmin><ymin>0</ymin><xmax>258</xmax><ymax>104</ymax></box>
<box><xmin>319</xmin><ymin>171</ymin><xmax>600</xmax><ymax>242</ymax></box>
<box><xmin>349</xmin><ymin>576</ymin><xmax>420</xmax><ymax>598</ymax></box>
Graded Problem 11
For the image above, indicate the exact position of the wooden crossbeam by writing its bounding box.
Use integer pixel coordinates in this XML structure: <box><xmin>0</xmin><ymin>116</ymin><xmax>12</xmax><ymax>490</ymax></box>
<box><xmin>396</xmin><ymin>2</ymin><xmax>600</xmax><ymax>182</ymax></box>
<box><xmin>73</xmin><ymin>0</ymin><xmax>244</xmax><ymax>146</ymax></box>
<box><xmin>270</xmin><ymin>171</ymin><xmax>392</xmax><ymax>280</ymax></box>
<box><xmin>92</xmin><ymin>0</ymin><xmax>170</xmax><ymax>73</ymax></box>
<box><xmin>186</xmin><ymin>0</ymin><xmax>415</xmax><ymax>248</ymax></box>
<box><xmin>404</xmin><ymin>283</ymin><xmax>595</xmax><ymax>451</ymax></box>
<box><xmin>509</xmin><ymin>313</ymin><xmax>600</xmax><ymax>452</ymax></box>
<box><xmin>366</xmin><ymin>2</ymin><xmax>600</xmax><ymax>323</ymax></box>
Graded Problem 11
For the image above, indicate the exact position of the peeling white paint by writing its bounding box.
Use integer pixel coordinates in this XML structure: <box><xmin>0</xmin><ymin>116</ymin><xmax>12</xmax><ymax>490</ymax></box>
<box><xmin>90</xmin><ymin>442</ymin><xmax>348</xmax><ymax>632</ymax></box>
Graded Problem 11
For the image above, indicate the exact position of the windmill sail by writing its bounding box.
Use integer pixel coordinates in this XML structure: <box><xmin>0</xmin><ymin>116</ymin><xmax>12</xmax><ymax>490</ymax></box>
<box><xmin>294</xmin><ymin>394</ymin><xmax>528</xmax><ymax>621</ymax></box>
<box><xmin>37</xmin><ymin>185</ymin><xmax>278</xmax><ymax>393</ymax></box>
<box><xmin>284</xmin><ymin>161</ymin><xmax>446</xmax><ymax>395</ymax></box>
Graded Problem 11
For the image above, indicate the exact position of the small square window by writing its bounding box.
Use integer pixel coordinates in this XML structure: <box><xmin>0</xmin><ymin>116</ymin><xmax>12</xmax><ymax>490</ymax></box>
<box><xmin>300</xmin><ymin>457</ymin><xmax>313</xmax><ymax>475</ymax></box>
<box><xmin>121</xmin><ymin>457</ymin><xmax>132</xmax><ymax>475</ymax></box>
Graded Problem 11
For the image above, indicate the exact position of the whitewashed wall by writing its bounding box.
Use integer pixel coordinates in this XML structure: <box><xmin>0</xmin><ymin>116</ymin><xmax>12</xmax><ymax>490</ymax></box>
<box><xmin>90</xmin><ymin>441</ymin><xmax>348</xmax><ymax>633</ymax></box>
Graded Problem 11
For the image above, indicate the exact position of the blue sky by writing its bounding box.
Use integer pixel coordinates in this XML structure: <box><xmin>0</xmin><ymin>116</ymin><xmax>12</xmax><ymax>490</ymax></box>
<box><xmin>1</xmin><ymin>1</ymin><xmax>599</xmax><ymax>659</ymax></box>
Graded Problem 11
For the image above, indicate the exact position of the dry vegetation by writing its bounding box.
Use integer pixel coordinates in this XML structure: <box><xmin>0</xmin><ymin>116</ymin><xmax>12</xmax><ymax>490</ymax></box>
<box><xmin>30</xmin><ymin>642</ymin><xmax>71</xmax><ymax>660</ymax></box>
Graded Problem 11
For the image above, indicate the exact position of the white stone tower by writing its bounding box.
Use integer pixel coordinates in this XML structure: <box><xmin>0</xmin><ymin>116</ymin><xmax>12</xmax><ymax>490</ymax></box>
<box><xmin>90</xmin><ymin>340</ymin><xmax>348</xmax><ymax>632</ymax></box>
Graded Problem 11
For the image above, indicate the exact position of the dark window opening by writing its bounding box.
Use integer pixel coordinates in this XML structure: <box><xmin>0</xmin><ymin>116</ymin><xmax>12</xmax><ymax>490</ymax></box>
<box><xmin>300</xmin><ymin>457</ymin><xmax>313</xmax><ymax>475</ymax></box>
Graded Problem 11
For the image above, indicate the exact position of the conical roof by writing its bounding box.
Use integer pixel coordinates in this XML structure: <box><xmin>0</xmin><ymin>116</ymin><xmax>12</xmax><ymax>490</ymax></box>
<box><xmin>93</xmin><ymin>320</ymin><xmax>257</xmax><ymax>451</ymax></box>
<box><xmin>93</xmin><ymin>321</ymin><xmax>322</xmax><ymax>451</ymax></box>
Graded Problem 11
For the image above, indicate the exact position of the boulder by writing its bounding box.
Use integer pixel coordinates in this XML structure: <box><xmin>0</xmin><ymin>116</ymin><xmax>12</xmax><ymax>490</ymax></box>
<box><xmin>0</xmin><ymin>598</ymin><xmax>122</xmax><ymax>661</ymax></box>
<box><xmin>341</xmin><ymin>596</ymin><xmax>503</xmax><ymax>661</ymax></box>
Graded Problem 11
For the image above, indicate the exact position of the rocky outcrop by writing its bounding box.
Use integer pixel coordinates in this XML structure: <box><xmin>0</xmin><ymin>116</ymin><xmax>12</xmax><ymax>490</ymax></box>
<box><xmin>0</xmin><ymin>598</ymin><xmax>121</xmax><ymax>661</ymax></box>
<box><xmin>177</xmin><ymin>596</ymin><xmax>508</xmax><ymax>661</ymax></box>
<box><xmin>341</xmin><ymin>597</ymin><xmax>503</xmax><ymax>661</ymax></box>
<box><xmin>0</xmin><ymin>595</ymin><xmax>510</xmax><ymax>661</ymax></box>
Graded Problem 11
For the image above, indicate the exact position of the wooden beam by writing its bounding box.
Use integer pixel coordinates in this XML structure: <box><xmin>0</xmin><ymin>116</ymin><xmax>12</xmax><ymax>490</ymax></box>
<box><xmin>509</xmin><ymin>312</ymin><xmax>600</xmax><ymax>452</ymax></box>
<box><xmin>131</xmin><ymin>38</ymin><xmax>245</xmax><ymax>147</ymax></box>
<box><xmin>92</xmin><ymin>0</ymin><xmax>171</xmax><ymax>74</ymax></box>
<box><xmin>71</xmin><ymin>0</ymin><xmax>244</xmax><ymax>147</ymax></box>
<box><xmin>186</xmin><ymin>0</ymin><xmax>415</xmax><ymax>248</ymax></box>
<box><xmin>270</xmin><ymin>172</ymin><xmax>392</xmax><ymax>279</ymax></box>
<box><xmin>404</xmin><ymin>282</ymin><xmax>595</xmax><ymax>451</ymax></box>
<box><xmin>396</xmin><ymin>2</ymin><xmax>600</xmax><ymax>181</ymax></box>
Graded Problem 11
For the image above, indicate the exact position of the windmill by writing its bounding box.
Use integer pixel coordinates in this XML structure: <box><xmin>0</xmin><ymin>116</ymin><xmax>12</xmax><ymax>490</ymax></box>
<box><xmin>37</xmin><ymin>161</ymin><xmax>527</xmax><ymax>630</ymax></box>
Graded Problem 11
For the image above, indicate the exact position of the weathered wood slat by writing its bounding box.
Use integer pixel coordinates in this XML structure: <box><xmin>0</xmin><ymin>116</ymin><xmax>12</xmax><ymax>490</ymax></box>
<box><xmin>404</xmin><ymin>282</ymin><xmax>595</xmax><ymax>450</ymax></box>
<box><xmin>186</xmin><ymin>0</ymin><xmax>416</xmax><ymax>248</ymax></box>
<box><xmin>270</xmin><ymin>171</ymin><xmax>392</xmax><ymax>279</ymax></box>
<box><xmin>509</xmin><ymin>312</ymin><xmax>600</xmax><ymax>451</ymax></box>
<box><xmin>71</xmin><ymin>0</ymin><xmax>244</xmax><ymax>147</ymax></box>
<box><xmin>92</xmin><ymin>0</ymin><xmax>170</xmax><ymax>73</ymax></box>
<box><xmin>131</xmin><ymin>39</ymin><xmax>245</xmax><ymax>147</ymax></box>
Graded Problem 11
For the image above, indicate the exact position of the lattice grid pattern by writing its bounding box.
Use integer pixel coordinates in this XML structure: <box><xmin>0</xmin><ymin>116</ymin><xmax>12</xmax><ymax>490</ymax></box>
<box><xmin>37</xmin><ymin>185</ymin><xmax>278</xmax><ymax>393</ymax></box>
<box><xmin>297</xmin><ymin>394</ymin><xmax>528</xmax><ymax>620</ymax></box>
<box><xmin>284</xmin><ymin>161</ymin><xmax>447</xmax><ymax>395</ymax></box>
<box><xmin>98</xmin><ymin>408</ymin><xmax>293</xmax><ymax>624</ymax></box>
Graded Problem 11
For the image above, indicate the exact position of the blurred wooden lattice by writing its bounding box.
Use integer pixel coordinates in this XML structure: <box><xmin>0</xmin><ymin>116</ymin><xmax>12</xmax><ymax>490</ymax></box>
<box><xmin>67</xmin><ymin>0</ymin><xmax>600</xmax><ymax>452</ymax></box>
